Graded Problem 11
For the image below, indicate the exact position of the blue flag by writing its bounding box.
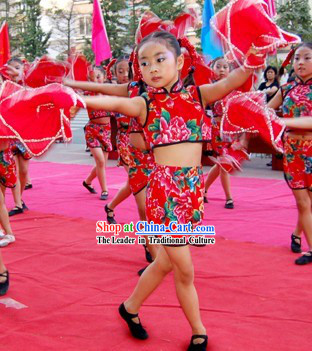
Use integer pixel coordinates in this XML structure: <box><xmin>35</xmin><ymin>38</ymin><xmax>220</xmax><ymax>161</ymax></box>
<box><xmin>201</xmin><ymin>0</ymin><xmax>223</xmax><ymax>61</ymax></box>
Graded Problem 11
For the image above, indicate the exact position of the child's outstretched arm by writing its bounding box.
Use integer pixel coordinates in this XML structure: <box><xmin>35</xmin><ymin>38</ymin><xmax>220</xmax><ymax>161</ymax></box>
<box><xmin>268</xmin><ymin>90</ymin><xmax>283</xmax><ymax>110</ymax></box>
<box><xmin>63</xmin><ymin>79</ymin><xmax>129</xmax><ymax>97</ymax></box>
<box><xmin>199</xmin><ymin>67</ymin><xmax>252</xmax><ymax>106</ymax></box>
<box><xmin>83</xmin><ymin>95</ymin><xmax>146</xmax><ymax>122</ymax></box>
<box><xmin>281</xmin><ymin>117</ymin><xmax>312</xmax><ymax>130</ymax></box>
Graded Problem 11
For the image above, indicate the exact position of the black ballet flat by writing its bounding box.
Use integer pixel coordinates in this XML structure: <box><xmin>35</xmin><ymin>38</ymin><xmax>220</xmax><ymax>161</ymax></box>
<box><xmin>104</xmin><ymin>204</ymin><xmax>117</xmax><ymax>224</ymax></box>
<box><xmin>291</xmin><ymin>233</ymin><xmax>302</xmax><ymax>253</ymax></box>
<box><xmin>0</xmin><ymin>270</ymin><xmax>9</xmax><ymax>296</ymax></box>
<box><xmin>187</xmin><ymin>335</ymin><xmax>208</xmax><ymax>351</ymax></box>
<box><xmin>118</xmin><ymin>303</ymin><xmax>148</xmax><ymax>340</ymax></box>
<box><xmin>143</xmin><ymin>245</ymin><xmax>153</xmax><ymax>263</ymax></box>
<box><xmin>295</xmin><ymin>251</ymin><xmax>312</xmax><ymax>265</ymax></box>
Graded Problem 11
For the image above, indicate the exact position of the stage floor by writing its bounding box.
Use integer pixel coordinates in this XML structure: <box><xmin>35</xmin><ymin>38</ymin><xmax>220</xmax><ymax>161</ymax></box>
<box><xmin>1</xmin><ymin>162</ymin><xmax>311</xmax><ymax>351</ymax></box>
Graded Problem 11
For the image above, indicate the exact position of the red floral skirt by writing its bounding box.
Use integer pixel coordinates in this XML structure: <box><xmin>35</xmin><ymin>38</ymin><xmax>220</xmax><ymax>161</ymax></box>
<box><xmin>146</xmin><ymin>164</ymin><xmax>205</xmax><ymax>245</ymax></box>
<box><xmin>84</xmin><ymin>122</ymin><xmax>112</xmax><ymax>152</ymax></box>
<box><xmin>128</xmin><ymin>145</ymin><xmax>155</xmax><ymax>195</ymax></box>
<box><xmin>0</xmin><ymin>148</ymin><xmax>17</xmax><ymax>188</ymax></box>
<box><xmin>116</xmin><ymin>131</ymin><xmax>131</xmax><ymax>167</ymax></box>
<box><xmin>11</xmin><ymin>141</ymin><xmax>32</xmax><ymax>160</ymax></box>
<box><xmin>283</xmin><ymin>136</ymin><xmax>312</xmax><ymax>191</ymax></box>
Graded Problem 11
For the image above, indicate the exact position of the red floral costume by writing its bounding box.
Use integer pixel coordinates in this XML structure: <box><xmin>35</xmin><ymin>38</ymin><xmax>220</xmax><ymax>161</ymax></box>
<box><xmin>127</xmin><ymin>82</ymin><xmax>155</xmax><ymax>195</ymax></box>
<box><xmin>84</xmin><ymin>94</ymin><xmax>112</xmax><ymax>152</ymax></box>
<box><xmin>0</xmin><ymin>148</ymin><xmax>17</xmax><ymax>188</ymax></box>
<box><xmin>10</xmin><ymin>140</ymin><xmax>32</xmax><ymax>160</ymax></box>
<box><xmin>141</xmin><ymin>80</ymin><xmax>210</xmax><ymax>244</ymax></box>
<box><xmin>115</xmin><ymin>114</ymin><xmax>131</xmax><ymax>167</ymax></box>
<box><xmin>281</xmin><ymin>78</ymin><xmax>312</xmax><ymax>190</ymax></box>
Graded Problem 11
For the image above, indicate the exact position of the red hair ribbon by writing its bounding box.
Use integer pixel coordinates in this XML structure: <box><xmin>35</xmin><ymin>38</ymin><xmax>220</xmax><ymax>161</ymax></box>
<box><xmin>106</xmin><ymin>59</ymin><xmax>117</xmax><ymax>81</ymax></box>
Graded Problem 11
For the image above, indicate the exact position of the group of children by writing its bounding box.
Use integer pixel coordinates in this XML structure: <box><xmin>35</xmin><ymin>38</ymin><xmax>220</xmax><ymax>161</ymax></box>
<box><xmin>0</xmin><ymin>2</ymin><xmax>312</xmax><ymax>350</ymax></box>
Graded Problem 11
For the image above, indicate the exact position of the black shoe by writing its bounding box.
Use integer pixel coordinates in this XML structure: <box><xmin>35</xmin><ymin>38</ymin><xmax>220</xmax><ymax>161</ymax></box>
<box><xmin>24</xmin><ymin>183</ymin><xmax>33</xmax><ymax>190</ymax></box>
<box><xmin>225</xmin><ymin>199</ymin><xmax>234</xmax><ymax>209</ymax></box>
<box><xmin>0</xmin><ymin>271</ymin><xmax>9</xmax><ymax>296</ymax></box>
<box><xmin>82</xmin><ymin>181</ymin><xmax>97</xmax><ymax>194</ymax></box>
<box><xmin>143</xmin><ymin>245</ymin><xmax>153</xmax><ymax>263</ymax></box>
<box><xmin>266</xmin><ymin>161</ymin><xmax>272</xmax><ymax>167</ymax></box>
<box><xmin>187</xmin><ymin>335</ymin><xmax>208</xmax><ymax>351</ymax></box>
<box><xmin>118</xmin><ymin>303</ymin><xmax>148</xmax><ymax>340</ymax></box>
<box><xmin>291</xmin><ymin>233</ymin><xmax>302</xmax><ymax>253</ymax></box>
<box><xmin>22</xmin><ymin>201</ymin><xmax>28</xmax><ymax>211</ymax></box>
<box><xmin>104</xmin><ymin>204</ymin><xmax>117</xmax><ymax>224</ymax></box>
<box><xmin>295</xmin><ymin>251</ymin><xmax>312</xmax><ymax>265</ymax></box>
<box><xmin>203</xmin><ymin>196</ymin><xmax>208</xmax><ymax>204</ymax></box>
<box><xmin>8</xmin><ymin>206</ymin><xmax>23</xmax><ymax>217</ymax></box>
<box><xmin>138</xmin><ymin>266</ymin><xmax>148</xmax><ymax>276</ymax></box>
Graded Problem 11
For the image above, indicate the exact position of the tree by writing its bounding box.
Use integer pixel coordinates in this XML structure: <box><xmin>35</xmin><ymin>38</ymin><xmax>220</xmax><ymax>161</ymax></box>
<box><xmin>277</xmin><ymin>0</ymin><xmax>312</xmax><ymax>42</ymax></box>
<box><xmin>145</xmin><ymin>0</ymin><xmax>185</xmax><ymax>20</ymax></box>
<box><xmin>100</xmin><ymin>0</ymin><xmax>129</xmax><ymax>57</ymax></box>
<box><xmin>47</xmin><ymin>0</ymin><xmax>76</xmax><ymax>58</ymax></box>
<box><xmin>19</xmin><ymin>0</ymin><xmax>51</xmax><ymax>61</ymax></box>
<box><xmin>214</xmin><ymin>0</ymin><xmax>228</xmax><ymax>12</ymax></box>
<box><xmin>0</xmin><ymin>0</ymin><xmax>24</xmax><ymax>54</ymax></box>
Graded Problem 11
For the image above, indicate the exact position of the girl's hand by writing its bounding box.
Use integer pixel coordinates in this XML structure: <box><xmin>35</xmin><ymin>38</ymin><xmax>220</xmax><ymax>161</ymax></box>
<box><xmin>244</xmin><ymin>47</ymin><xmax>266</xmax><ymax>69</ymax></box>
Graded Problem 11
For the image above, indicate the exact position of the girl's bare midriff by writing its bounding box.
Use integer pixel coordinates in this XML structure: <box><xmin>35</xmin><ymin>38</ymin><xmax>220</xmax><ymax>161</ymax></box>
<box><xmin>153</xmin><ymin>142</ymin><xmax>203</xmax><ymax>167</ymax></box>
<box><xmin>129</xmin><ymin>132</ymin><xmax>149</xmax><ymax>150</ymax></box>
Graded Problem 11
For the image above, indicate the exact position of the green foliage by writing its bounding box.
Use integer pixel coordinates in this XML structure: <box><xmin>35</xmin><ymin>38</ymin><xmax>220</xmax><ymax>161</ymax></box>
<box><xmin>145</xmin><ymin>0</ymin><xmax>185</xmax><ymax>20</ymax></box>
<box><xmin>277</xmin><ymin>0</ymin><xmax>312</xmax><ymax>42</ymax></box>
<box><xmin>101</xmin><ymin>0</ymin><xmax>129</xmax><ymax>57</ymax></box>
<box><xmin>19</xmin><ymin>0</ymin><xmax>51</xmax><ymax>61</ymax></box>
<box><xmin>213</xmin><ymin>0</ymin><xmax>229</xmax><ymax>12</ymax></box>
<box><xmin>82</xmin><ymin>38</ymin><xmax>95</xmax><ymax>63</ymax></box>
<box><xmin>0</xmin><ymin>0</ymin><xmax>24</xmax><ymax>54</ymax></box>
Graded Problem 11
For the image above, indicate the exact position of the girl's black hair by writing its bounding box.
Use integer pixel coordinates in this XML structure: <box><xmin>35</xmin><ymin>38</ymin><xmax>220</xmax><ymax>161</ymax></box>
<box><xmin>264</xmin><ymin>65</ymin><xmax>277</xmax><ymax>81</ymax></box>
<box><xmin>93</xmin><ymin>65</ymin><xmax>106</xmax><ymax>75</ymax></box>
<box><xmin>296</xmin><ymin>42</ymin><xmax>312</xmax><ymax>51</ymax></box>
<box><xmin>7</xmin><ymin>57</ymin><xmax>23</xmax><ymax>65</ymax></box>
<box><xmin>136</xmin><ymin>31</ymin><xmax>195</xmax><ymax>88</ymax></box>
<box><xmin>114</xmin><ymin>55</ymin><xmax>129</xmax><ymax>73</ymax></box>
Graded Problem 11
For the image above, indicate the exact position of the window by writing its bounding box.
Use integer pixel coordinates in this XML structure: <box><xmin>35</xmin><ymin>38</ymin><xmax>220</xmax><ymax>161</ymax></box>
<box><xmin>78</xmin><ymin>15</ymin><xmax>92</xmax><ymax>36</ymax></box>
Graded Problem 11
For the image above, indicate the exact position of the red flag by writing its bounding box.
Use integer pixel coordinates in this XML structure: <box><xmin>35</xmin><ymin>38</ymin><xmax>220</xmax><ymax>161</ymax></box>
<box><xmin>92</xmin><ymin>0</ymin><xmax>112</xmax><ymax>65</ymax></box>
<box><xmin>0</xmin><ymin>21</ymin><xmax>10</xmax><ymax>67</ymax></box>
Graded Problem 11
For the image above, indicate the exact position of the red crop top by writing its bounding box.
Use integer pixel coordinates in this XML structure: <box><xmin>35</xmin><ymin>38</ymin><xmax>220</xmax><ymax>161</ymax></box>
<box><xmin>140</xmin><ymin>80</ymin><xmax>211</xmax><ymax>149</ymax></box>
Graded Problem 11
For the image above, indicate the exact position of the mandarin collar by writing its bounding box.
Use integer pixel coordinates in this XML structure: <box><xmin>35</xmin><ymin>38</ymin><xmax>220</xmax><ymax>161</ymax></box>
<box><xmin>146</xmin><ymin>79</ymin><xmax>184</xmax><ymax>94</ymax></box>
<box><xmin>295</xmin><ymin>76</ymin><xmax>312</xmax><ymax>85</ymax></box>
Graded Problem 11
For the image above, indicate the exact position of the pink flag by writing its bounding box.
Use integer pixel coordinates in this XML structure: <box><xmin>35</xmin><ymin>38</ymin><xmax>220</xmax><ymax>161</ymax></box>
<box><xmin>92</xmin><ymin>0</ymin><xmax>112</xmax><ymax>65</ymax></box>
<box><xmin>263</xmin><ymin>0</ymin><xmax>277</xmax><ymax>18</ymax></box>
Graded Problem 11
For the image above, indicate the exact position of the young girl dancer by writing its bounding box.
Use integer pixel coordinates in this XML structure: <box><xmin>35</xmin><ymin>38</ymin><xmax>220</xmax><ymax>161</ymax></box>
<box><xmin>0</xmin><ymin>140</ymin><xmax>16</xmax><ymax>247</ymax></box>
<box><xmin>82</xmin><ymin>65</ymin><xmax>111</xmax><ymax>200</ymax></box>
<box><xmin>268</xmin><ymin>43</ymin><xmax>312</xmax><ymax>265</ymax></box>
<box><xmin>64</xmin><ymin>57</ymin><xmax>158</xmax><ymax>264</ymax></box>
<box><xmin>81</xmin><ymin>31</ymin><xmax>254</xmax><ymax>350</ymax></box>
<box><xmin>5</xmin><ymin>57</ymin><xmax>32</xmax><ymax>216</ymax></box>
<box><xmin>204</xmin><ymin>57</ymin><xmax>235</xmax><ymax>208</ymax></box>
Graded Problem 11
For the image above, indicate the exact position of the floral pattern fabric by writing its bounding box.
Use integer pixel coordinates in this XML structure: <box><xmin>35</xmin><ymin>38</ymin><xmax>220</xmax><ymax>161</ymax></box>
<box><xmin>281</xmin><ymin>78</ymin><xmax>312</xmax><ymax>190</ymax></box>
<box><xmin>84</xmin><ymin>122</ymin><xmax>112</xmax><ymax>152</ymax></box>
<box><xmin>142</xmin><ymin>80</ymin><xmax>211</xmax><ymax>149</ymax></box>
<box><xmin>0</xmin><ymin>148</ymin><xmax>17</xmax><ymax>188</ymax></box>
<box><xmin>146</xmin><ymin>164</ymin><xmax>204</xmax><ymax>245</ymax></box>
<box><xmin>11</xmin><ymin>141</ymin><xmax>32</xmax><ymax>160</ymax></box>
<box><xmin>283</xmin><ymin>136</ymin><xmax>312</xmax><ymax>191</ymax></box>
<box><xmin>128</xmin><ymin>145</ymin><xmax>155</xmax><ymax>195</ymax></box>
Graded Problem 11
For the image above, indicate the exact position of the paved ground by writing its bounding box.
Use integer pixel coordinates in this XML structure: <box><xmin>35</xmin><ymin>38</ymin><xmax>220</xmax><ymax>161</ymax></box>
<box><xmin>34</xmin><ymin>110</ymin><xmax>283</xmax><ymax>180</ymax></box>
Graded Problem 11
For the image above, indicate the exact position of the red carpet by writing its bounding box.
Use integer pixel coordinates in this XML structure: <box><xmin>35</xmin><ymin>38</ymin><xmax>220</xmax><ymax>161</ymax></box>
<box><xmin>1</xmin><ymin>162</ymin><xmax>311</xmax><ymax>351</ymax></box>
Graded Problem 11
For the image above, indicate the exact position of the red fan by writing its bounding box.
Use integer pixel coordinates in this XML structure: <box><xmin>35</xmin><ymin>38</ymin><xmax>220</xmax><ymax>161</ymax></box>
<box><xmin>67</xmin><ymin>54</ymin><xmax>90</xmax><ymax>81</ymax></box>
<box><xmin>221</xmin><ymin>91</ymin><xmax>285</xmax><ymax>153</ymax></box>
<box><xmin>181</xmin><ymin>52</ymin><xmax>216</xmax><ymax>85</ymax></box>
<box><xmin>24</xmin><ymin>56</ymin><xmax>70</xmax><ymax>88</ymax></box>
<box><xmin>211</xmin><ymin>0</ymin><xmax>300</xmax><ymax>67</ymax></box>
<box><xmin>135</xmin><ymin>10</ymin><xmax>198</xmax><ymax>44</ymax></box>
<box><xmin>0</xmin><ymin>81</ymin><xmax>85</xmax><ymax>156</ymax></box>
